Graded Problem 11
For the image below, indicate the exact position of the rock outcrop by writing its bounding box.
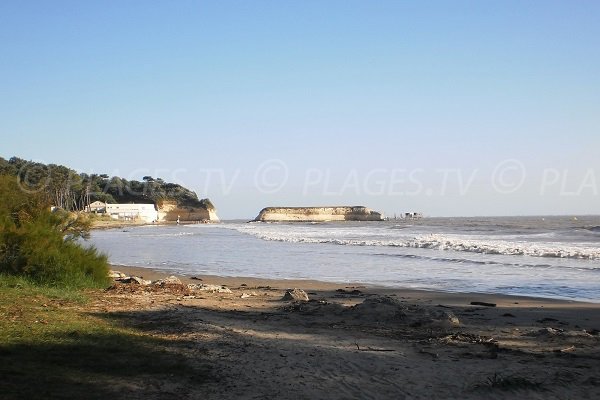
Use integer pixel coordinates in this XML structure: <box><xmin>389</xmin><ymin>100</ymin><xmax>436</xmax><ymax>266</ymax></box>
<box><xmin>254</xmin><ymin>206</ymin><xmax>384</xmax><ymax>222</ymax></box>
<box><xmin>157</xmin><ymin>200</ymin><xmax>220</xmax><ymax>223</ymax></box>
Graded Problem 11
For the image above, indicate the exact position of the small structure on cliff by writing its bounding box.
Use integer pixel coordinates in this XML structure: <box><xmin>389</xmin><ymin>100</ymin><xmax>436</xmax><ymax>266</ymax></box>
<box><xmin>254</xmin><ymin>206</ymin><xmax>384</xmax><ymax>222</ymax></box>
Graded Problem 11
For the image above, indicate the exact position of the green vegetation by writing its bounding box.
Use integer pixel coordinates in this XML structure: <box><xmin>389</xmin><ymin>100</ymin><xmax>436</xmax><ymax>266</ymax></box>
<box><xmin>0</xmin><ymin>171</ymin><xmax>209</xmax><ymax>396</ymax></box>
<box><xmin>0</xmin><ymin>175</ymin><xmax>109</xmax><ymax>287</ymax></box>
<box><xmin>0</xmin><ymin>170</ymin><xmax>212</xmax><ymax>398</ymax></box>
<box><xmin>0</xmin><ymin>156</ymin><xmax>214</xmax><ymax>211</ymax></box>
<box><xmin>0</xmin><ymin>276</ymin><xmax>210</xmax><ymax>399</ymax></box>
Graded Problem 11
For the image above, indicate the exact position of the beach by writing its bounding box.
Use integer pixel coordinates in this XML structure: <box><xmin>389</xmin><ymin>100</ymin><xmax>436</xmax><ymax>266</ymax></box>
<box><xmin>89</xmin><ymin>217</ymin><xmax>600</xmax><ymax>303</ymax></box>
<box><xmin>5</xmin><ymin>1</ymin><xmax>600</xmax><ymax>397</ymax></box>
<box><xmin>90</xmin><ymin>264</ymin><xmax>600</xmax><ymax>399</ymax></box>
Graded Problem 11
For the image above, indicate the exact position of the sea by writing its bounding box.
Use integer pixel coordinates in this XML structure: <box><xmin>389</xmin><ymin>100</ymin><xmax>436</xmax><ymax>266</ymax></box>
<box><xmin>87</xmin><ymin>216</ymin><xmax>600</xmax><ymax>303</ymax></box>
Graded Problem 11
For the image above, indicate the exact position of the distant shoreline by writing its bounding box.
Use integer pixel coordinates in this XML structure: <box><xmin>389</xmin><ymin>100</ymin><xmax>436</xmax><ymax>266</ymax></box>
<box><xmin>90</xmin><ymin>220</ymin><xmax>218</xmax><ymax>230</ymax></box>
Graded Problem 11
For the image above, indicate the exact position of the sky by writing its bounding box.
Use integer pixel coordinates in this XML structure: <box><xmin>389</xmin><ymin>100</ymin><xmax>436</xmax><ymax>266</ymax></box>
<box><xmin>1</xmin><ymin>1</ymin><xmax>599</xmax><ymax>219</ymax></box>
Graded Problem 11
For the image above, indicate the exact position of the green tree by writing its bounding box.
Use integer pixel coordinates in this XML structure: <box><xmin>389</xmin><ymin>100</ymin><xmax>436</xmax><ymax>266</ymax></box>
<box><xmin>0</xmin><ymin>175</ymin><xmax>109</xmax><ymax>287</ymax></box>
<box><xmin>1</xmin><ymin>155</ymin><xmax>215</xmax><ymax>212</ymax></box>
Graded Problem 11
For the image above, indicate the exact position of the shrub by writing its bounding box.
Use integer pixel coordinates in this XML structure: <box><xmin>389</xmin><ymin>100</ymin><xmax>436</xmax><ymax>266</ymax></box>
<box><xmin>0</xmin><ymin>175</ymin><xmax>109</xmax><ymax>288</ymax></box>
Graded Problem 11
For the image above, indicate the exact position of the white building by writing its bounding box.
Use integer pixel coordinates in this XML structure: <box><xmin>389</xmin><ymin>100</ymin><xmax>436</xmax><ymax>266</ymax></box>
<box><xmin>103</xmin><ymin>203</ymin><xmax>158</xmax><ymax>223</ymax></box>
<box><xmin>86</xmin><ymin>201</ymin><xmax>106</xmax><ymax>213</ymax></box>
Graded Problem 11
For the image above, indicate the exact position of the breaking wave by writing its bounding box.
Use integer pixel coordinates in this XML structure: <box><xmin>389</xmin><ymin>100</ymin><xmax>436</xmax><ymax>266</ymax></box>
<box><xmin>228</xmin><ymin>226</ymin><xmax>600</xmax><ymax>260</ymax></box>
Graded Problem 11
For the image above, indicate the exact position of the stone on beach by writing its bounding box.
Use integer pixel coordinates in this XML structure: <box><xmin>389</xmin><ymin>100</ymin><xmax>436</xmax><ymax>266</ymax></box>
<box><xmin>282</xmin><ymin>288</ymin><xmax>310</xmax><ymax>301</ymax></box>
<box><xmin>188</xmin><ymin>284</ymin><xmax>233</xmax><ymax>293</ymax></box>
<box><xmin>108</xmin><ymin>270</ymin><xmax>127</xmax><ymax>279</ymax></box>
<box><xmin>154</xmin><ymin>276</ymin><xmax>183</xmax><ymax>287</ymax></box>
<box><xmin>115</xmin><ymin>276</ymin><xmax>152</xmax><ymax>285</ymax></box>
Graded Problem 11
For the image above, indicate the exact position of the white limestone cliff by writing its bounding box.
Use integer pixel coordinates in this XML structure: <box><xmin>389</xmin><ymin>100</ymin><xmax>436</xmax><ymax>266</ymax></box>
<box><xmin>254</xmin><ymin>206</ymin><xmax>384</xmax><ymax>222</ymax></box>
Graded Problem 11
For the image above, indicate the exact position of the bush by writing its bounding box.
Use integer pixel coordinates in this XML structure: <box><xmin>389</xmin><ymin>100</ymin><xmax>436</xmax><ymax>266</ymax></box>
<box><xmin>0</xmin><ymin>175</ymin><xmax>109</xmax><ymax>288</ymax></box>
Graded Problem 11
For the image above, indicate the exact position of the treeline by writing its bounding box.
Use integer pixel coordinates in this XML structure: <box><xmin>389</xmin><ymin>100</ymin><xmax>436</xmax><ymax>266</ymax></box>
<box><xmin>0</xmin><ymin>156</ymin><xmax>214</xmax><ymax>212</ymax></box>
<box><xmin>0</xmin><ymin>175</ymin><xmax>109</xmax><ymax>287</ymax></box>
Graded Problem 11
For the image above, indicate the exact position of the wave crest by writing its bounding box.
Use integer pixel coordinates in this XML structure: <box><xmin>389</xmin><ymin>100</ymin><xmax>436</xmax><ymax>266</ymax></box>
<box><xmin>229</xmin><ymin>226</ymin><xmax>600</xmax><ymax>260</ymax></box>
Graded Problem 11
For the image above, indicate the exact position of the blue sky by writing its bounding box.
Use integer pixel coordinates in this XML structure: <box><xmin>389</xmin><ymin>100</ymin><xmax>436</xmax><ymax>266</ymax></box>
<box><xmin>1</xmin><ymin>1</ymin><xmax>599</xmax><ymax>218</ymax></box>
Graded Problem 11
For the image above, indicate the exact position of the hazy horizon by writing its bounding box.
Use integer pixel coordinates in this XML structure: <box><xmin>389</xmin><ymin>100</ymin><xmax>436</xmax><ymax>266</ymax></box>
<box><xmin>2</xmin><ymin>1</ymin><xmax>598</xmax><ymax>219</ymax></box>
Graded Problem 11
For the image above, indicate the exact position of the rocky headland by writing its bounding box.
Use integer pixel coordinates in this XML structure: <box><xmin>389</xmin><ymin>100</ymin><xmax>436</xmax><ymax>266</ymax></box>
<box><xmin>254</xmin><ymin>206</ymin><xmax>384</xmax><ymax>222</ymax></box>
<box><xmin>157</xmin><ymin>200</ymin><xmax>220</xmax><ymax>223</ymax></box>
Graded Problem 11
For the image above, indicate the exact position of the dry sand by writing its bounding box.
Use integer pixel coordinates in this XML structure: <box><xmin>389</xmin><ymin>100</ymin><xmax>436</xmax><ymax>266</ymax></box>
<box><xmin>86</xmin><ymin>265</ymin><xmax>600</xmax><ymax>399</ymax></box>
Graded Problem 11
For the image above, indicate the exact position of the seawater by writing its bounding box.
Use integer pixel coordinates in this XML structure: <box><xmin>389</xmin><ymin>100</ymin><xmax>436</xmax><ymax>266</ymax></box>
<box><xmin>88</xmin><ymin>216</ymin><xmax>600</xmax><ymax>302</ymax></box>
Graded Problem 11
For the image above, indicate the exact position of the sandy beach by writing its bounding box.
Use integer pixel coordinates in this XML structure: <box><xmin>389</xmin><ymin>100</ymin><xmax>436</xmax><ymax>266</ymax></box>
<box><xmin>83</xmin><ymin>265</ymin><xmax>600</xmax><ymax>399</ymax></box>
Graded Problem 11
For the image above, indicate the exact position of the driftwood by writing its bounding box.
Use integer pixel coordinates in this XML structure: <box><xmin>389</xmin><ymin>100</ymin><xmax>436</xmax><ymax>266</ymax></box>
<box><xmin>556</xmin><ymin>346</ymin><xmax>576</xmax><ymax>353</ymax></box>
<box><xmin>470</xmin><ymin>301</ymin><xmax>496</xmax><ymax>307</ymax></box>
<box><xmin>354</xmin><ymin>342</ymin><xmax>395</xmax><ymax>352</ymax></box>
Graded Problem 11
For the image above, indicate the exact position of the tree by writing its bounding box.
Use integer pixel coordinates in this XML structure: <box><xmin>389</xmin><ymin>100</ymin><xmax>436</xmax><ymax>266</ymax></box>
<box><xmin>0</xmin><ymin>175</ymin><xmax>109</xmax><ymax>286</ymax></box>
<box><xmin>1</xmin><ymin>155</ymin><xmax>215</xmax><ymax>211</ymax></box>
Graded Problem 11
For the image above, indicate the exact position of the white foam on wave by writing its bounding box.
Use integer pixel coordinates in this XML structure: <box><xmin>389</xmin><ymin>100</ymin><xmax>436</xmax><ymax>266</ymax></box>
<box><xmin>404</xmin><ymin>234</ymin><xmax>600</xmax><ymax>260</ymax></box>
<box><xmin>224</xmin><ymin>224</ymin><xmax>600</xmax><ymax>261</ymax></box>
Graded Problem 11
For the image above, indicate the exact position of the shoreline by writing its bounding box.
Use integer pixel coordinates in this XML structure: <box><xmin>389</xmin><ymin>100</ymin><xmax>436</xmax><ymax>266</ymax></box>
<box><xmin>93</xmin><ymin>221</ymin><xmax>600</xmax><ymax>305</ymax></box>
<box><xmin>91</xmin><ymin>220</ymin><xmax>220</xmax><ymax>230</ymax></box>
<box><xmin>113</xmin><ymin>264</ymin><xmax>600</xmax><ymax>307</ymax></box>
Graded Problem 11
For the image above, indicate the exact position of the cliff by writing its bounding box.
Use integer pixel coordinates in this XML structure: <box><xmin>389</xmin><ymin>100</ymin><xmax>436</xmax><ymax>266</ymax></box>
<box><xmin>254</xmin><ymin>206</ymin><xmax>384</xmax><ymax>222</ymax></box>
<box><xmin>158</xmin><ymin>200</ymin><xmax>220</xmax><ymax>223</ymax></box>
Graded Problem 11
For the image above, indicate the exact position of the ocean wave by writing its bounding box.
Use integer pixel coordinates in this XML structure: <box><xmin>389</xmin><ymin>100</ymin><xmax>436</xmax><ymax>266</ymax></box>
<box><xmin>229</xmin><ymin>226</ymin><xmax>600</xmax><ymax>260</ymax></box>
<box><xmin>373</xmin><ymin>253</ymin><xmax>581</xmax><ymax>271</ymax></box>
<box><xmin>403</xmin><ymin>234</ymin><xmax>598</xmax><ymax>259</ymax></box>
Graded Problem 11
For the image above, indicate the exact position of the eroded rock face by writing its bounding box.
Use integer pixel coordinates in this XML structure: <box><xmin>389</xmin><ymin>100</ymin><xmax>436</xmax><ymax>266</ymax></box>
<box><xmin>254</xmin><ymin>206</ymin><xmax>384</xmax><ymax>222</ymax></box>
<box><xmin>157</xmin><ymin>200</ymin><xmax>220</xmax><ymax>223</ymax></box>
